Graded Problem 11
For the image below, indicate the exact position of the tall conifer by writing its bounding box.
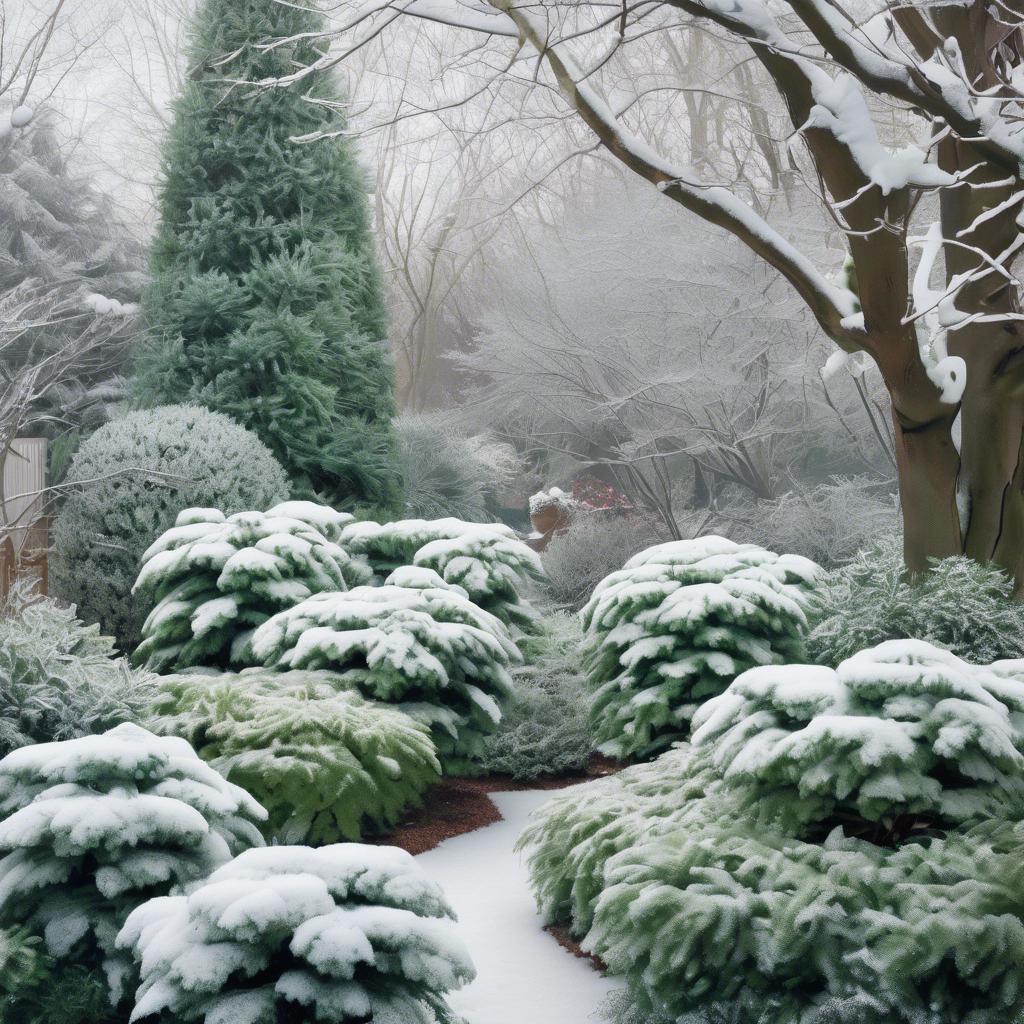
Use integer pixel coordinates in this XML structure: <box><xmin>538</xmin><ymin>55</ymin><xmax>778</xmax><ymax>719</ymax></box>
<box><xmin>138</xmin><ymin>0</ymin><xmax>400</xmax><ymax>511</ymax></box>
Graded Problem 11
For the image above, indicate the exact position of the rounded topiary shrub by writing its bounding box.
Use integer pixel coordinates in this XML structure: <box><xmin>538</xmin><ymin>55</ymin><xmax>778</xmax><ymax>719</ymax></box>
<box><xmin>250</xmin><ymin>569</ymin><xmax>520</xmax><ymax>772</ymax></box>
<box><xmin>147</xmin><ymin>669</ymin><xmax>441</xmax><ymax>844</ymax></box>
<box><xmin>521</xmin><ymin>640</ymin><xmax>1024</xmax><ymax>1024</ymax></box>
<box><xmin>581</xmin><ymin>536</ymin><xmax>821</xmax><ymax>760</ymax></box>
<box><xmin>807</xmin><ymin>538</ymin><xmax>1024</xmax><ymax>666</ymax></box>
<box><xmin>132</xmin><ymin>503</ymin><xmax>370</xmax><ymax>672</ymax></box>
<box><xmin>0</xmin><ymin>724</ymin><xmax>266</xmax><ymax>1007</ymax></box>
<box><xmin>51</xmin><ymin>405</ymin><xmax>290</xmax><ymax>651</ymax></box>
<box><xmin>117</xmin><ymin>843</ymin><xmax>474</xmax><ymax>1024</ymax></box>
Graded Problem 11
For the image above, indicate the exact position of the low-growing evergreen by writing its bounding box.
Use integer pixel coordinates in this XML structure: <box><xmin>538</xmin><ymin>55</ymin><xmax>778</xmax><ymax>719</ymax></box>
<box><xmin>250</xmin><ymin>570</ymin><xmax>520</xmax><ymax>771</ymax></box>
<box><xmin>0</xmin><ymin>724</ymin><xmax>266</xmax><ymax>1006</ymax></box>
<box><xmin>132</xmin><ymin>502</ymin><xmax>369</xmax><ymax>672</ymax></box>
<box><xmin>117</xmin><ymin>843</ymin><xmax>475</xmax><ymax>1024</ymax></box>
<box><xmin>339</xmin><ymin>517</ymin><xmax>542</xmax><ymax>632</ymax></box>
<box><xmin>520</xmin><ymin>640</ymin><xmax>1024</xmax><ymax>1023</ymax></box>
<box><xmin>147</xmin><ymin>669</ymin><xmax>441</xmax><ymax>843</ymax></box>
<box><xmin>581</xmin><ymin>536</ymin><xmax>820</xmax><ymax>759</ymax></box>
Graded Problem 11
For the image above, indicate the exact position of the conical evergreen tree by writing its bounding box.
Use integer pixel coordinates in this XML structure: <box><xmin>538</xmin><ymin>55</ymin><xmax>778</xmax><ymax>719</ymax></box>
<box><xmin>137</xmin><ymin>0</ymin><xmax>401</xmax><ymax>512</ymax></box>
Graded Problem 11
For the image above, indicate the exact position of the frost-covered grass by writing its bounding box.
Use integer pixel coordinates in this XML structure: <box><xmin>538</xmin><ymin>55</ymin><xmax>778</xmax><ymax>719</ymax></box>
<box><xmin>581</xmin><ymin>536</ymin><xmax>820</xmax><ymax>759</ymax></box>
<box><xmin>0</xmin><ymin>584</ymin><xmax>158</xmax><ymax>757</ymax></box>
<box><xmin>0</xmin><ymin>724</ymin><xmax>266</xmax><ymax>1007</ymax></box>
<box><xmin>132</xmin><ymin>502</ymin><xmax>370</xmax><ymax>673</ymax></box>
<box><xmin>147</xmin><ymin>669</ymin><xmax>441</xmax><ymax>844</ymax></box>
<box><xmin>519</xmin><ymin>640</ymin><xmax>1024</xmax><ymax>1023</ymax></box>
<box><xmin>477</xmin><ymin>612</ymin><xmax>595</xmax><ymax>779</ymax></box>
<box><xmin>340</xmin><ymin>516</ymin><xmax>543</xmax><ymax>632</ymax></box>
<box><xmin>117</xmin><ymin>843</ymin><xmax>474</xmax><ymax>1024</ymax></box>
<box><xmin>807</xmin><ymin>538</ymin><xmax>1024</xmax><ymax>665</ymax></box>
<box><xmin>250</xmin><ymin>571</ymin><xmax>520</xmax><ymax>771</ymax></box>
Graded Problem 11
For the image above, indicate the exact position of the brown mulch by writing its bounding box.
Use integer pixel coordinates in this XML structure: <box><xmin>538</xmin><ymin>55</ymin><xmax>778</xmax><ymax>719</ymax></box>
<box><xmin>371</xmin><ymin>753</ymin><xmax>624</xmax><ymax>856</ymax></box>
<box><xmin>543</xmin><ymin>922</ymin><xmax>609</xmax><ymax>972</ymax></box>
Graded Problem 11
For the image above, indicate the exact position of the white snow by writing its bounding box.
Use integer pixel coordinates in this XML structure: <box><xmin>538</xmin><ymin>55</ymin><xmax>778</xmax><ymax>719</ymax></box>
<box><xmin>415</xmin><ymin>788</ymin><xmax>619</xmax><ymax>1024</ymax></box>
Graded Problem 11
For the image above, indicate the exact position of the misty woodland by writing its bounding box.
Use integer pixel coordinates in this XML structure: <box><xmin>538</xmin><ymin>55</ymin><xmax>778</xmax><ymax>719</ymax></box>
<box><xmin>3</xmin><ymin>0</ymin><xmax>1024</xmax><ymax>1022</ymax></box>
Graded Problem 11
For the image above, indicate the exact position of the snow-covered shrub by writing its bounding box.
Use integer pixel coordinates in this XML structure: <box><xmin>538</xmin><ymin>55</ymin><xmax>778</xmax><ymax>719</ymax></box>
<box><xmin>396</xmin><ymin>411</ymin><xmax>521</xmax><ymax>522</ymax></box>
<box><xmin>0</xmin><ymin>583</ymin><xmax>158</xmax><ymax>757</ymax></box>
<box><xmin>520</xmin><ymin>639</ymin><xmax>1024</xmax><ymax>1024</ymax></box>
<box><xmin>518</xmin><ymin>744</ymin><xmax>715</xmax><ymax>935</ymax></box>
<box><xmin>251</xmin><ymin>572</ymin><xmax>520</xmax><ymax>771</ymax></box>
<box><xmin>477</xmin><ymin>612</ymin><xmax>594</xmax><ymax>779</ymax></box>
<box><xmin>731</xmin><ymin>476</ymin><xmax>900</xmax><ymax>568</ymax></box>
<box><xmin>117</xmin><ymin>843</ymin><xmax>474</xmax><ymax>1024</ymax></box>
<box><xmin>132</xmin><ymin>502</ymin><xmax>370</xmax><ymax>673</ymax></box>
<box><xmin>0</xmin><ymin>724</ymin><xmax>266</xmax><ymax>1004</ymax></box>
<box><xmin>691</xmin><ymin>639</ymin><xmax>1024</xmax><ymax>842</ymax></box>
<box><xmin>807</xmin><ymin>538</ymin><xmax>1024</xmax><ymax>665</ymax></box>
<box><xmin>540</xmin><ymin>512</ymin><xmax>661</xmax><ymax>611</ymax></box>
<box><xmin>50</xmin><ymin>405</ymin><xmax>290</xmax><ymax>650</ymax></box>
<box><xmin>339</xmin><ymin>516</ymin><xmax>542</xmax><ymax>632</ymax></box>
<box><xmin>581</xmin><ymin>536</ymin><xmax>821</xmax><ymax>759</ymax></box>
<box><xmin>147</xmin><ymin>669</ymin><xmax>440</xmax><ymax>844</ymax></box>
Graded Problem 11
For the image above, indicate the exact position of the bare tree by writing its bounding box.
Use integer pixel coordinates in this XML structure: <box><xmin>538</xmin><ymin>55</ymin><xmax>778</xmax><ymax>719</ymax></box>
<box><xmin>260</xmin><ymin>0</ymin><xmax>1024</xmax><ymax>586</ymax></box>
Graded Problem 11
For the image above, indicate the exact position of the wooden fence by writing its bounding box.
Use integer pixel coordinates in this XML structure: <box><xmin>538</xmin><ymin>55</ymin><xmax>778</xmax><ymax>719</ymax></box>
<box><xmin>1</xmin><ymin>437</ymin><xmax>49</xmax><ymax>602</ymax></box>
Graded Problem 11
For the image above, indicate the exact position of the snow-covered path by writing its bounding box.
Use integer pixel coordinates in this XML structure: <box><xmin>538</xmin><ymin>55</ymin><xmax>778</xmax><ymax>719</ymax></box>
<box><xmin>416</xmin><ymin>788</ymin><xmax>619</xmax><ymax>1024</ymax></box>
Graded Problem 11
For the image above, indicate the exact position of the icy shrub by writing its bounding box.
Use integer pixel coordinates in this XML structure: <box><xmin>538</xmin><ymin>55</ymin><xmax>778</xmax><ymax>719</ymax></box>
<box><xmin>117</xmin><ymin>843</ymin><xmax>474</xmax><ymax>1024</ymax></box>
<box><xmin>807</xmin><ymin>538</ymin><xmax>1024</xmax><ymax>665</ymax></box>
<box><xmin>339</xmin><ymin>516</ymin><xmax>542</xmax><ymax>632</ymax></box>
<box><xmin>251</xmin><ymin>571</ymin><xmax>520</xmax><ymax>771</ymax></box>
<box><xmin>477</xmin><ymin>612</ymin><xmax>595</xmax><ymax>779</ymax></box>
<box><xmin>732</xmin><ymin>477</ymin><xmax>899</xmax><ymax>568</ymax></box>
<box><xmin>132</xmin><ymin>502</ymin><xmax>370</xmax><ymax>673</ymax></box>
<box><xmin>0</xmin><ymin>583</ymin><xmax>158</xmax><ymax>757</ymax></box>
<box><xmin>396</xmin><ymin>411</ymin><xmax>520</xmax><ymax>522</ymax></box>
<box><xmin>50</xmin><ymin>405</ymin><xmax>290</xmax><ymax>650</ymax></box>
<box><xmin>540</xmin><ymin>512</ymin><xmax>661</xmax><ymax>611</ymax></box>
<box><xmin>581</xmin><ymin>536</ymin><xmax>820</xmax><ymax>759</ymax></box>
<box><xmin>147</xmin><ymin>669</ymin><xmax>440</xmax><ymax>844</ymax></box>
<box><xmin>0</xmin><ymin>723</ymin><xmax>266</xmax><ymax>1004</ymax></box>
<box><xmin>520</xmin><ymin>640</ymin><xmax>1024</xmax><ymax>1024</ymax></box>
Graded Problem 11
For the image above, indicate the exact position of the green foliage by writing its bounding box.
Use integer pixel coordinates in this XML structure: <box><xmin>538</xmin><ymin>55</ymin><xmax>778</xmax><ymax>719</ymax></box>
<box><xmin>691</xmin><ymin>640</ymin><xmax>1024</xmax><ymax>841</ymax></box>
<box><xmin>1</xmin><ymin>954</ymin><xmax>115</xmax><ymax>1024</ymax></box>
<box><xmin>477</xmin><ymin>612</ymin><xmax>595</xmax><ymax>779</ymax></box>
<box><xmin>340</xmin><ymin>517</ymin><xmax>543</xmax><ymax>633</ymax></box>
<box><xmin>581</xmin><ymin>536</ymin><xmax>821</xmax><ymax>760</ymax></box>
<box><xmin>0</xmin><ymin>724</ymin><xmax>266</xmax><ymax>1006</ymax></box>
<box><xmin>520</xmin><ymin>641</ymin><xmax>1024</xmax><ymax>1023</ymax></box>
<box><xmin>807</xmin><ymin>538</ymin><xmax>1024</xmax><ymax>665</ymax></box>
<box><xmin>132</xmin><ymin>502</ymin><xmax>370</xmax><ymax>672</ymax></box>
<box><xmin>147</xmin><ymin>669</ymin><xmax>441</xmax><ymax>844</ymax></box>
<box><xmin>396</xmin><ymin>412</ymin><xmax>520</xmax><ymax>522</ymax></box>
<box><xmin>0</xmin><ymin>583</ymin><xmax>158</xmax><ymax>757</ymax></box>
<box><xmin>117</xmin><ymin>843</ymin><xmax>474</xmax><ymax>1024</ymax></box>
<box><xmin>250</xmin><ymin>570</ymin><xmax>520</xmax><ymax>771</ymax></box>
<box><xmin>50</xmin><ymin>404</ymin><xmax>290</xmax><ymax>651</ymax></box>
<box><xmin>138</xmin><ymin>0</ymin><xmax>399</xmax><ymax>510</ymax></box>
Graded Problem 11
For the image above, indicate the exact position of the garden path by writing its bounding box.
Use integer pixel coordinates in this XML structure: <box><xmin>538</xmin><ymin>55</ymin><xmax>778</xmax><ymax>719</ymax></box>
<box><xmin>416</xmin><ymin>787</ymin><xmax>620</xmax><ymax>1024</ymax></box>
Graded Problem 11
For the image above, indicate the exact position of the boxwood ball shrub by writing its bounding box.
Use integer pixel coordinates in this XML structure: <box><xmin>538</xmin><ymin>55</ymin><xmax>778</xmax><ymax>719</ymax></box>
<box><xmin>117</xmin><ymin>843</ymin><xmax>475</xmax><ymax>1024</ymax></box>
<box><xmin>0</xmin><ymin>724</ymin><xmax>266</xmax><ymax>1006</ymax></box>
<box><xmin>132</xmin><ymin>502</ymin><xmax>370</xmax><ymax>673</ymax></box>
<box><xmin>807</xmin><ymin>537</ymin><xmax>1024</xmax><ymax>666</ymax></box>
<box><xmin>520</xmin><ymin>640</ymin><xmax>1024</xmax><ymax>1024</ymax></box>
<box><xmin>581</xmin><ymin>536</ymin><xmax>821</xmax><ymax>760</ymax></box>
<box><xmin>147</xmin><ymin>669</ymin><xmax>441</xmax><ymax>844</ymax></box>
<box><xmin>251</xmin><ymin>569</ymin><xmax>519</xmax><ymax>771</ymax></box>
<box><xmin>50</xmin><ymin>405</ymin><xmax>290</xmax><ymax>650</ymax></box>
<box><xmin>339</xmin><ymin>517</ymin><xmax>543</xmax><ymax>632</ymax></box>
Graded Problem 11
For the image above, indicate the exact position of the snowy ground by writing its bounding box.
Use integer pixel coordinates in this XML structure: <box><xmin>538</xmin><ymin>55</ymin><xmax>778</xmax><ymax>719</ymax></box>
<box><xmin>416</xmin><ymin>787</ymin><xmax>620</xmax><ymax>1024</ymax></box>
